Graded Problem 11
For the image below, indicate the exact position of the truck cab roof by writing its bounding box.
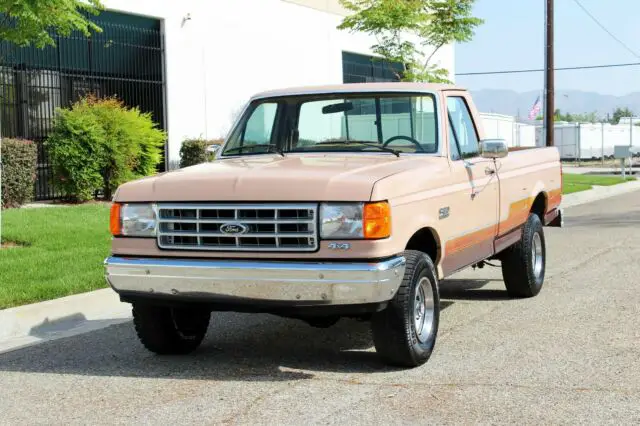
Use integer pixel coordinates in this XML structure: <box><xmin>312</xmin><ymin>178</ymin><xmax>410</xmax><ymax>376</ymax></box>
<box><xmin>251</xmin><ymin>82</ymin><xmax>468</xmax><ymax>100</ymax></box>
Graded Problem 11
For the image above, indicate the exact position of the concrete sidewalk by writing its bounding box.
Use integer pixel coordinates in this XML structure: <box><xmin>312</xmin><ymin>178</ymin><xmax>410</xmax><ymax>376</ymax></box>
<box><xmin>0</xmin><ymin>289</ymin><xmax>131</xmax><ymax>354</ymax></box>
<box><xmin>560</xmin><ymin>178</ymin><xmax>640</xmax><ymax>208</ymax></box>
<box><xmin>1</xmin><ymin>179</ymin><xmax>639</xmax><ymax>354</ymax></box>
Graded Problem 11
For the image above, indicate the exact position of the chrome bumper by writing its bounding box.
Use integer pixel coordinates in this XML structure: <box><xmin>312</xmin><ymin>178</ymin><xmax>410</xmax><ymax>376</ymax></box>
<box><xmin>104</xmin><ymin>256</ymin><xmax>406</xmax><ymax>306</ymax></box>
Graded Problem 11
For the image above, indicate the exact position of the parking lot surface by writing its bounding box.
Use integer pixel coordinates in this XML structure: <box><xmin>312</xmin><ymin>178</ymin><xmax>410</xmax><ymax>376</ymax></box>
<box><xmin>1</xmin><ymin>193</ymin><xmax>639</xmax><ymax>425</ymax></box>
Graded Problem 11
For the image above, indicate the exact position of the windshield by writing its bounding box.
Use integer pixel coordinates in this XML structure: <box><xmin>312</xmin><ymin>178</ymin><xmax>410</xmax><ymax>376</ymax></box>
<box><xmin>221</xmin><ymin>93</ymin><xmax>438</xmax><ymax>156</ymax></box>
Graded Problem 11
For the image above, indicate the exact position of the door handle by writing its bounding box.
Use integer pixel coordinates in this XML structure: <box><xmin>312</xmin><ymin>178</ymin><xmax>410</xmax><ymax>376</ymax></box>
<box><xmin>485</xmin><ymin>167</ymin><xmax>495</xmax><ymax>175</ymax></box>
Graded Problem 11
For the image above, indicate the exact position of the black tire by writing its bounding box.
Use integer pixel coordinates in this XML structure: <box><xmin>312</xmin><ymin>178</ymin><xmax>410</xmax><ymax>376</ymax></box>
<box><xmin>132</xmin><ymin>303</ymin><xmax>210</xmax><ymax>355</ymax></box>
<box><xmin>501</xmin><ymin>213</ymin><xmax>546</xmax><ymax>298</ymax></box>
<box><xmin>371</xmin><ymin>250</ymin><xmax>440</xmax><ymax>368</ymax></box>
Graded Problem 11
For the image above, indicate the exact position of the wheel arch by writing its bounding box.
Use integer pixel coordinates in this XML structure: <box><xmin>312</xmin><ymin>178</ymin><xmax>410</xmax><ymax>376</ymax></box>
<box><xmin>405</xmin><ymin>227</ymin><xmax>442</xmax><ymax>266</ymax></box>
<box><xmin>530</xmin><ymin>191</ymin><xmax>548</xmax><ymax>222</ymax></box>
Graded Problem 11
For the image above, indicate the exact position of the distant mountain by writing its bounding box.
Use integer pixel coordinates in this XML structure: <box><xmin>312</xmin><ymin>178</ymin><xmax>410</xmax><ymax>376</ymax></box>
<box><xmin>469</xmin><ymin>89</ymin><xmax>640</xmax><ymax>120</ymax></box>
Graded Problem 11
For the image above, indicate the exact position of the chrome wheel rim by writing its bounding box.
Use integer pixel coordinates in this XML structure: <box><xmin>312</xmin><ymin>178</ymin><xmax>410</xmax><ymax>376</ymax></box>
<box><xmin>532</xmin><ymin>232</ymin><xmax>543</xmax><ymax>279</ymax></box>
<box><xmin>413</xmin><ymin>277</ymin><xmax>435</xmax><ymax>343</ymax></box>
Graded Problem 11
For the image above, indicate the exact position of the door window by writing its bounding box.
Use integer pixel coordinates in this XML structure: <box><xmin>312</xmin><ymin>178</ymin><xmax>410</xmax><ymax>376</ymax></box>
<box><xmin>447</xmin><ymin>97</ymin><xmax>479</xmax><ymax>159</ymax></box>
<box><xmin>448</xmin><ymin>121</ymin><xmax>461</xmax><ymax>161</ymax></box>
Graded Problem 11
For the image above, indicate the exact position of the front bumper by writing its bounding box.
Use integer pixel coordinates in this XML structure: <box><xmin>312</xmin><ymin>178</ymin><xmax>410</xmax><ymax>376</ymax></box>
<box><xmin>104</xmin><ymin>256</ymin><xmax>406</xmax><ymax>306</ymax></box>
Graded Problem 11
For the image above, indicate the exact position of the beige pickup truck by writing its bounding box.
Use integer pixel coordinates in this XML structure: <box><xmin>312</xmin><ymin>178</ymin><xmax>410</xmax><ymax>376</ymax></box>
<box><xmin>105</xmin><ymin>83</ymin><xmax>563</xmax><ymax>367</ymax></box>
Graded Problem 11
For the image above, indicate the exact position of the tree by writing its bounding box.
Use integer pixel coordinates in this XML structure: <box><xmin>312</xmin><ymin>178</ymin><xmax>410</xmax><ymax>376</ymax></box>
<box><xmin>610</xmin><ymin>107</ymin><xmax>633</xmax><ymax>125</ymax></box>
<box><xmin>0</xmin><ymin>0</ymin><xmax>103</xmax><ymax>48</ymax></box>
<box><xmin>338</xmin><ymin>0</ymin><xmax>483</xmax><ymax>83</ymax></box>
<box><xmin>535</xmin><ymin>109</ymin><xmax>600</xmax><ymax>123</ymax></box>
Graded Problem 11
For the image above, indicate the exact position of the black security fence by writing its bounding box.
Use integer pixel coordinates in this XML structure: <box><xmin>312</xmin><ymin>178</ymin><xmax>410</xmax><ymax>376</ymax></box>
<box><xmin>0</xmin><ymin>11</ymin><xmax>165</xmax><ymax>200</ymax></box>
<box><xmin>342</xmin><ymin>51</ymin><xmax>403</xmax><ymax>84</ymax></box>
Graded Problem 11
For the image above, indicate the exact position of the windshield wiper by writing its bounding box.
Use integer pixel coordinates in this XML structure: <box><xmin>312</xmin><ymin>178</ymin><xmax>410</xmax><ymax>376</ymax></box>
<box><xmin>348</xmin><ymin>142</ymin><xmax>400</xmax><ymax>157</ymax></box>
<box><xmin>309</xmin><ymin>140</ymin><xmax>400</xmax><ymax>157</ymax></box>
<box><xmin>223</xmin><ymin>144</ymin><xmax>285</xmax><ymax>157</ymax></box>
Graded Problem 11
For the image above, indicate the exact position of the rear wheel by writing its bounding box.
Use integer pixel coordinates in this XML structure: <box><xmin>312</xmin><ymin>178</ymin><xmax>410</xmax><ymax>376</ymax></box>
<box><xmin>501</xmin><ymin>213</ymin><xmax>546</xmax><ymax>298</ymax></box>
<box><xmin>132</xmin><ymin>303</ymin><xmax>210</xmax><ymax>355</ymax></box>
<box><xmin>371</xmin><ymin>250</ymin><xmax>440</xmax><ymax>368</ymax></box>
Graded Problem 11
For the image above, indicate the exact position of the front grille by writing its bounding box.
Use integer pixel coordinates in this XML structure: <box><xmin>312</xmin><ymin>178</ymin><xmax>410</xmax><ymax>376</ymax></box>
<box><xmin>157</xmin><ymin>204</ymin><xmax>318</xmax><ymax>252</ymax></box>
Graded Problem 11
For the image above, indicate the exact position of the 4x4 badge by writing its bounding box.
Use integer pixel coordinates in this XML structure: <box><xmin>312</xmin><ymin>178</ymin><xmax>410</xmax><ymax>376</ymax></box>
<box><xmin>439</xmin><ymin>207</ymin><xmax>450</xmax><ymax>220</ymax></box>
<box><xmin>328</xmin><ymin>242</ymin><xmax>351</xmax><ymax>250</ymax></box>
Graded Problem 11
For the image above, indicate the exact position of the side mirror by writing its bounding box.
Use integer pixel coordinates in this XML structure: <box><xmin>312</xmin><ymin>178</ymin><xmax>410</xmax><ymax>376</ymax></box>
<box><xmin>479</xmin><ymin>139</ymin><xmax>508</xmax><ymax>159</ymax></box>
<box><xmin>206</xmin><ymin>144</ymin><xmax>220</xmax><ymax>159</ymax></box>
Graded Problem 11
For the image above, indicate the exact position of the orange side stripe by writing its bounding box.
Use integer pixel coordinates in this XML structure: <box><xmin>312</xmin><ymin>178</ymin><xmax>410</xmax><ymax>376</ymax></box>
<box><xmin>547</xmin><ymin>188</ymin><xmax>562</xmax><ymax>211</ymax></box>
<box><xmin>445</xmin><ymin>190</ymin><xmax>562</xmax><ymax>255</ymax></box>
<box><xmin>445</xmin><ymin>226</ymin><xmax>497</xmax><ymax>255</ymax></box>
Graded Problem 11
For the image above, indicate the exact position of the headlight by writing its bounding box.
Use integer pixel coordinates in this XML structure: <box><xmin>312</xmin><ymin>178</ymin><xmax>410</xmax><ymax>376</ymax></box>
<box><xmin>320</xmin><ymin>201</ymin><xmax>391</xmax><ymax>240</ymax></box>
<box><xmin>110</xmin><ymin>203</ymin><xmax>157</xmax><ymax>237</ymax></box>
<box><xmin>320</xmin><ymin>203</ymin><xmax>364</xmax><ymax>239</ymax></box>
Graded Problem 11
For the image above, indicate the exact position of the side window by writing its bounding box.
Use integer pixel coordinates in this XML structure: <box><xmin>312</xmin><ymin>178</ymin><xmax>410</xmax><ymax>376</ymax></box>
<box><xmin>448</xmin><ymin>121</ymin><xmax>461</xmax><ymax>161</ymax></box>
<box><xmin>242</xmin><ymin>102</ymin><xmax>278</xmax><ymax>145</ymax></box>
<box><xmin>446</xmin><ymin>97</ymin><xmax>479</xmax><ymax>159</ymax></box>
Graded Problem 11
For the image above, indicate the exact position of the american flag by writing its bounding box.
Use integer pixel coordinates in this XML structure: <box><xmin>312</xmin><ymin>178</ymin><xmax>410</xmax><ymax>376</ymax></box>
<box><xmin>528</xmin><ymin>95</ymin><xmax>542</xmax><ymax>120</ymax></box>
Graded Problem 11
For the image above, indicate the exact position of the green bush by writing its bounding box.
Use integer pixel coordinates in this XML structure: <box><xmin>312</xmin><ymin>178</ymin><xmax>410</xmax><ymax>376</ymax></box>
<box><xmin>179</xmin><ymin>138</ymin><xmax>223</xmax><ymax>168</ymax></box>
<box><xmin>0</xmin><ymin>138</ymin><xmax>37</xmax><ymax>208</ymax></box>
<box><xmin>47</xmin><ymin>96</ymin><xmax>166</xmax><ymax>201</ymax></box>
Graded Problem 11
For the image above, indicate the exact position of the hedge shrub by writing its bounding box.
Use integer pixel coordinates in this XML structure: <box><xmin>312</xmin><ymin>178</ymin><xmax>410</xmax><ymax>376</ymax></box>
<box><xmin>0</xmin><ymin>138</ymin><xmax>38</xmax><ymax>208</ymax></box>
<box><xmin>179</xmin><ymin>138</ymin><xmax>223</xmax><ymax>168</ymax></box>
<box><xmin>47</xmin><ymin>96</ymin><xmax>166</xmax><ymax>201</ymax></box>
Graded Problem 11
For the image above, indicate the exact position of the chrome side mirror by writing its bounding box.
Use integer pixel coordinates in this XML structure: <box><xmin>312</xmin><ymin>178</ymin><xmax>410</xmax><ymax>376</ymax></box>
<box><xmin>206</xmin><ymin>144</ymin><xmax>220</xmax><ymax>160</ymax></box>
<box><xmin>480</xmin><ymin>139</ymin><xmax>508</xmax><ymax>159</ymax></box>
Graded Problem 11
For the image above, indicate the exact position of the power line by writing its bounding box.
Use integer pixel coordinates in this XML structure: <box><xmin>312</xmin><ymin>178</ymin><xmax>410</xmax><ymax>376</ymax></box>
<box><xmin>456</xmin><ymin>61</ymin><xmax>640</xmax><ymax>76</ymax></box>
<box><xmin>572</xmin><ymin>0</ymin><xmax>640</xmax><ymax>60</ymax></box>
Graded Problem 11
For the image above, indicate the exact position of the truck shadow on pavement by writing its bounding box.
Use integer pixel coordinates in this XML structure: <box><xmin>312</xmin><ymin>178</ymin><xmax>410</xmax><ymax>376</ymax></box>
<box><xmin>0</xmin><ymin>279</ymin><xmax>511</xmax><ymax>380</ymax></box>
<box><xmin>440</xmin><ymin>279</ymin><xmax>512</xmax><ymax>301</ymax></box>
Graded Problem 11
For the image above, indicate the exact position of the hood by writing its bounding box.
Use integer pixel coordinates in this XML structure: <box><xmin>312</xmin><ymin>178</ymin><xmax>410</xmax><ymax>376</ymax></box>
<box><xmin>114</xmin><ymin>154</ymin><xmax>442</xmax><ymax>202</ymax></box>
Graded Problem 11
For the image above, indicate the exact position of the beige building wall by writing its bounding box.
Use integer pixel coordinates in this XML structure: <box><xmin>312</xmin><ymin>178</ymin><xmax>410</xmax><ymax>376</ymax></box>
<box><xmin>282</xmin><ymin>0</ymin><xmax>348</xmax><ymax>15</ymax></box>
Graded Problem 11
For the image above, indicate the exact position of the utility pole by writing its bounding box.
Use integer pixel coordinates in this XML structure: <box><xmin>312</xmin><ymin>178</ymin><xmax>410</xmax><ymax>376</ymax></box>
<box><xmin>630</xmin><ymin>112</ymin><xmax>634</xmax><ymax>172</ymax></box>
<box><xmin>630</xmin><ymin>112</ymin><xmax>633</xmax><ymax>147</ymax></box>
<box><xmin>544</xmin><ymin>0</ymin><xmax>554</xmax><ymax>147</ymax></box>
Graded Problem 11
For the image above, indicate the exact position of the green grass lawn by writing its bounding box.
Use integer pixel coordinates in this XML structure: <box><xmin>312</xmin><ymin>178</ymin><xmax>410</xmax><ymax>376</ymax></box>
<box><xmin>0</xmin><ymin>204</ymin><xmax>111</xmax><ymax>309</ymax></box>
<box><xmin>562</xmin><ymin>173</ymin><xmax>635</xmax><ymax>194</ymax></box>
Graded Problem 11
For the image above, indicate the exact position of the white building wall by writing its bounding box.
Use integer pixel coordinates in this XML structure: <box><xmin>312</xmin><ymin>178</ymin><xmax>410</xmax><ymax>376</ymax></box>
<box><xmin>535</xmin><ymin>123</ymin><xmax>640</xmax><ymax>159</ymax></box>
<box><xmin>480</xmin><ymin>113</ymin><xmax>537</xmax><ymax>147</ymax></box>
<box><xmin>101</xmin><ymin>0</ymin><xmax>455</xmax><ymax>167</ymax></box>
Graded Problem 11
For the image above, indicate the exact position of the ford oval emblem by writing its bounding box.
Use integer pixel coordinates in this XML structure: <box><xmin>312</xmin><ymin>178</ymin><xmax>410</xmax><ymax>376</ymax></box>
<box><xmin>220</xmin><ymin>223</ymin><xmax>248</xmax><ymax>235</ymax></box>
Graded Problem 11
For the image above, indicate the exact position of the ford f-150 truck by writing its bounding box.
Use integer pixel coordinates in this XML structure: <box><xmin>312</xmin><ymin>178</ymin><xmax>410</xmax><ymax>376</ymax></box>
<box><xmin>105</xmin><ymin>82</ymin><xmax>563</xmax><ymax>368</ymax></box>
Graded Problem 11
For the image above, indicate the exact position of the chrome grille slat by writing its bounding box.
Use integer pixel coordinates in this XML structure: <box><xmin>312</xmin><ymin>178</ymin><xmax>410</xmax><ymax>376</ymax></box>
<box><xmin>159</xmin><ymin>232</ymin><xmax>314</xmax><ymax>238</ymax></box>
<box><xmin>158</xmin><ymin>219</ymin><xmax>315</xmax><ymax>224</ymax></box>
<box><xmin>157</xmin><ymin>203</ymin><xmax>318</xmax><ymax>252</ymax></box>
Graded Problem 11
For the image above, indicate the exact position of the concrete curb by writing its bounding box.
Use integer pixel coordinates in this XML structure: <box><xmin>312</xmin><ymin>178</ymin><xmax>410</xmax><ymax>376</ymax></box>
<box><xmin>0</xmin><ymin>288</ymin><xmax>131</xmax><ymax>354</ymax></box>
<box><xmin>560</xmin><ymin>178</ymin><xmax>640</xmax><ymax>209</ymax></box>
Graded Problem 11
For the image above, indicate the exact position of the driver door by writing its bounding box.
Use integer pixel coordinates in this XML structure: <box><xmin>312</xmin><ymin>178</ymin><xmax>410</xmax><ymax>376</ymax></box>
<box><xmin>442</xmin><ymin>94</ymin><xmax>499</xmax><ymax>275</ymax></box>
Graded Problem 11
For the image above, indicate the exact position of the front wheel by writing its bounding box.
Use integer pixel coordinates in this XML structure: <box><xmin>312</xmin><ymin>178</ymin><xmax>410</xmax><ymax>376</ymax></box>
<box><xmin>132</xmin><ymin>303</ymin><xmax>210</xmax><ymax>355</ymax></box>
<box><xmin>501</xmin><ymin>213</ymin><xmax>546</xmax><ymax>298</ymax></box>
<box><xmin>371</xmin><ymin>250</ymin><xmax>440</xmax><ymax>368</ymax></box>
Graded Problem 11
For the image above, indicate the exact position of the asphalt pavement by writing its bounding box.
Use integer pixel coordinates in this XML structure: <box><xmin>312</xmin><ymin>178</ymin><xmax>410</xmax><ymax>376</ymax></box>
<box><xmin>1</xmin><ymin>192</ymin><xmax>639</xmax><ymax>425</ymax></box>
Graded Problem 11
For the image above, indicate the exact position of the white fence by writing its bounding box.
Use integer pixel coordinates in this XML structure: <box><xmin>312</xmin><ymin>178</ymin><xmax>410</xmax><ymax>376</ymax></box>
<box><xmin>534</xmin><ymin>123</ymin><xmax>640</xmax><ymax>160</ymax></box>
<box><xmin>479</xmin><ymin>113</ymin><xmax>537</xmax><ymax>148</ymax></box>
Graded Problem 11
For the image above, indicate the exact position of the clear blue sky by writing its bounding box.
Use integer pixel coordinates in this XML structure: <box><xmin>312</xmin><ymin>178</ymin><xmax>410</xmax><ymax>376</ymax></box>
<box><xmin>455</xmin><ymin>0</ymin><xmax>640</xmax><ymax>96</ymax></box>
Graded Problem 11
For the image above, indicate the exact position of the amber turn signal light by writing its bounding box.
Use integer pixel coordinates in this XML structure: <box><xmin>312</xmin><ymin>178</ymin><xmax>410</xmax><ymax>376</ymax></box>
<box><xmin>363</xmin><ymin>201</ymin><xmax>391</xmax><ymax>239</ymax></box>
<box><xmin>110</xmin><ymin>203</ymin><xmax>121</xmax><ymax>236</ymax></box>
